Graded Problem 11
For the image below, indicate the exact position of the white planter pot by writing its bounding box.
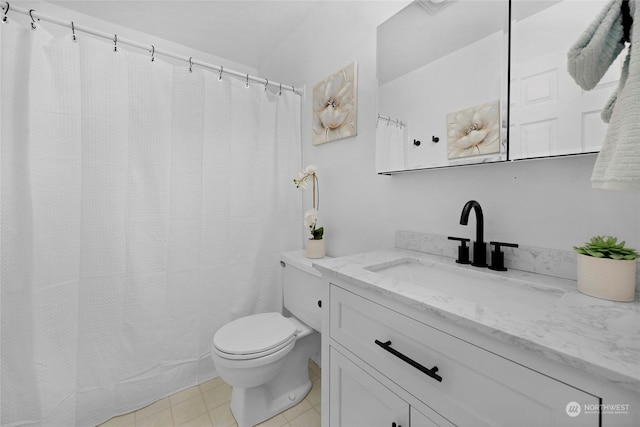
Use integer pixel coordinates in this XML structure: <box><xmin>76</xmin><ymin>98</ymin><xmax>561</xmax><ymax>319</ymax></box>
<box><xmin>577</xmin><ymin>254</ymin><xmax>637</xmax><ymax>302</ymax></box>
<box><xmin>306</xmin><ymin>239</ymin><xmax>325</xmax><ymax>259</ymax></box>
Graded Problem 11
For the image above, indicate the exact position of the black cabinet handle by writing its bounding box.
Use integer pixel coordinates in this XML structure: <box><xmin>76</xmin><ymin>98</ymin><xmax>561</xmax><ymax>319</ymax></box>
<box><xmin>374</xmin><ymin>340</ymin><xmax>442</xmax><ymax>382</ymax></box>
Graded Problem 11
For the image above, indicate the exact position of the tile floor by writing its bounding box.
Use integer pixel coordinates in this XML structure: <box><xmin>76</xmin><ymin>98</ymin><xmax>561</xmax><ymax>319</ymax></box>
<box><xmin>98</xmin><ymin>360</ymin><xmax>321</xmax><ymax>427</ymax></box>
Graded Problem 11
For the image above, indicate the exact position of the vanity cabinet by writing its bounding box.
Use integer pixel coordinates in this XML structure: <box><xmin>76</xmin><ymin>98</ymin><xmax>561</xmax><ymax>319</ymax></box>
<box><xmin>324</xmin><ymin>284</ymin><xmax>601</xmax><ymax>427</ymax></box>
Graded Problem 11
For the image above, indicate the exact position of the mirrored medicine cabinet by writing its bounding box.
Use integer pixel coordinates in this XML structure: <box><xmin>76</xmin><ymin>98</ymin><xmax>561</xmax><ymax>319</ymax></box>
<box><xmin>376</xmin><ymin>0</ymin><xmax>618</xmax><ymax>174</ymax></box>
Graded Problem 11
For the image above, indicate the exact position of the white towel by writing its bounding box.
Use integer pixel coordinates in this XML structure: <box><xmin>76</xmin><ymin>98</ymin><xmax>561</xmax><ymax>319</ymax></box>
<box><xmin>375</xmin><ymin>118</ymin><xmax>407</xmax><ymax>172</ymax></box>
<box><xmin>568</xmin><ymin>0</ymin><xmax>626</xmax><ymax>91</ymax></box>
<box><xmin>568</xmin><ymin>0</ymin><xmax>640</xmax><ymax>190</ymax></box>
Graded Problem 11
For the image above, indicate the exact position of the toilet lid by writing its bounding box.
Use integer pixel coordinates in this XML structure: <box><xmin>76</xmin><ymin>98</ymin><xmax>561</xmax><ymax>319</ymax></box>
<box><xmin>213</xmin><ymin>312</ymin><xmax>298</xmax><ymax>356</ymax></box>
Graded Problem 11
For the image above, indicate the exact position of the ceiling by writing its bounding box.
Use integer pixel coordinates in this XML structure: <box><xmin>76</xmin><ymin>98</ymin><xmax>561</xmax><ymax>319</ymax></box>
<box><xmin>51</xmin><ymin>0</ymin><xmax>322</xmax><ymax>69</ymax></box>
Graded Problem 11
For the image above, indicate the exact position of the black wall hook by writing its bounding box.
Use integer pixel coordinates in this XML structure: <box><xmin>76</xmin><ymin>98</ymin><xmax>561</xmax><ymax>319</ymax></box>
<box><xmin>150</xmin><ymin>45</ymin><xmax>155</xmax><ymax>62</ymax></box>
<box><xmin>3</xmin><ymin>2</ymin><xmax>9</xmax><ymax>23</ymax></box>
<box><xmin>113</xmin><ymin>34</ymin><xmax>118</xmax><ymax>52</ymax></box>
<box><xmin>218</xmin><ymin>66</ymin><xmax>223</xmax><ymax>81</ymax></box>
<box><xmin>29</xmin><ymin>8</ymin><xmax>38</xmax><ymax>30</ymax></box>
<box><xmin>71</xmin><ymin>21</ymin><xmax>77</xmax><ymax>42</ymax></box>
<box><xmin>188</xmin><ymin>57</ymin><xmax>193</xmax><ymax>73</ymax></box>
<box><xmin>432</xmin><ymin>136</ymin><xmax>440</xmax><ymax>143</ymax></box>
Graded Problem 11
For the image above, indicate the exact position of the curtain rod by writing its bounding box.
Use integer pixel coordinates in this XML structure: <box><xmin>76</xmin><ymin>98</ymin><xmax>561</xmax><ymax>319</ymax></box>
<box><xmin>377</xmin><ymin>113</ymin><xmax>405</xmax><ymax>128</ymax></box>
<box><xmin>1</xmin><ymin>3</ymin><xmax>302</xmax><ymax>95</ymax></box>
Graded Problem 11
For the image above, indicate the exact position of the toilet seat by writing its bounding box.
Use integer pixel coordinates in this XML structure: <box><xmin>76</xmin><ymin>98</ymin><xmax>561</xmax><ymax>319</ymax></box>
<box><xmin>213</xmin><ymin>312</ymin><xmax>298</xmax><ymax>360</ymax></box>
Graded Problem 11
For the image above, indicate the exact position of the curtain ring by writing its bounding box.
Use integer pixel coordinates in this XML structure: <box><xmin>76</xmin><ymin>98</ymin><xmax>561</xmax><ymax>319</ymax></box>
<box><xmin>291</xmin><ymin>85</ymin><xmax>295</xmax><ymax>94</ymax></box>
<box><xmin>245</xmin><ymin>74</ymin><xmax>249</xmax><ymax>88</ymax></box>
<box><xmin>264</xmin><ymin>79</ymin><xmax>269</xmax><ymax>92</ymax></box>
<box><xmin>218</xmin><ymin>66</ymin><xmax>223</xmax><ymax>81</ymax></box>
<box><xmin>188</xmin><ymin>57</ymin><xmax>193</xmax><ymax>73</ymax></box>
<box><xmin>150</xmin><ymin>45</ymin><xmax>155</xmax><ymax>62</ymax></box>
<box><xmin>113</xmin><ymin>34</ymin><xmax>118</xmax><ymax>52</ymax></box>
<box><xmin>71</xmin><ymin>21</ymin><xmax>77</xmax><ymax>42</ymax></box>
<box><xmin>29</xmin><ymin>8</ymin><xmax>38</xmax><ymax>30</ymax></box>
<box><xmin>3</xmin><ymin>2</ymin><xmax>9</xmax><ymax>23</ymax></box>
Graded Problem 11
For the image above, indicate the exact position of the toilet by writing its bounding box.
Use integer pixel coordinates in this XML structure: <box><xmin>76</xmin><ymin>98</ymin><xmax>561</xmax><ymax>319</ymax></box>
<box><xmin>211</xmin><ymin>250</ymin><xmax>328</xmax><ymax>427</ymax></box>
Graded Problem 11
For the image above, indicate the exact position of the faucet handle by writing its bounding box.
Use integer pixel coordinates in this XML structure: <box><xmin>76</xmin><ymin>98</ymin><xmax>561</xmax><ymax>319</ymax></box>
<box><xmin>448</xmin><ymin>236</ymin><xmax>471</xmax><ymax>264</ymax></box>
<box><xmin>488</xmin><ymin>241</ymin><xmax>519</xmax><ymax>271</ymax></box>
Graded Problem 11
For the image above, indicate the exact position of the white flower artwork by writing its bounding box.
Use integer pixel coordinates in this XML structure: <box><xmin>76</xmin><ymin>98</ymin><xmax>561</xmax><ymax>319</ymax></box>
<box><xmin>447</xmin><ymin>100</ymin><xmax>500</xmax><ymax>159</ymax></box>
<box><xmin>312</xmin><ymin>62</ymin><xmax>358</xmax><ymax>145</ymax></box>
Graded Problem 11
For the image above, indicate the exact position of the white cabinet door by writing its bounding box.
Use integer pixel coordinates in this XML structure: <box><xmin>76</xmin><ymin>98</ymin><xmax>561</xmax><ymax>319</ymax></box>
<box><xmin>330</xmin><ymin>346</ymin><xmax>409</xmax><ymax>427</ymax></box>
<box><xmin>411</xmin><ymin>407</ymin><xmax>455</xmax><ymax>427</ymax></box>
<box><xmin>509</xmin><ymin>0</ymin><xmax>621</xmax><ymax>160</ymax></box>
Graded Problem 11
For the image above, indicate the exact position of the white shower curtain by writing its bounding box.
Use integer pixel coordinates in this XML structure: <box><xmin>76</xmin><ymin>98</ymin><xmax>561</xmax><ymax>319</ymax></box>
<box><xmin>1</xmin><ymin>21</ymin><xmax>301</xmax><ymax>427</ymax></box>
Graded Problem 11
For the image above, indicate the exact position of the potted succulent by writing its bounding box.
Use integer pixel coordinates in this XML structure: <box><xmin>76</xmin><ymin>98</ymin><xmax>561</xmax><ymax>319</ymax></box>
<box><xmin>573</xmin><ymin>236</ymin><xmax>638</xmax><ymax>302</ymax></box>
<box><xmin>293</xmin><ymin>165</ymin><xmax>325</xmax><ymax>259</ymax></box>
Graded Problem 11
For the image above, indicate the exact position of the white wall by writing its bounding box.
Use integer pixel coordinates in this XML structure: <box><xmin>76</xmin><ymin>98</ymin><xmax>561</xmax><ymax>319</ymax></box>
<box><xmin>260</xmin><ymin>1</ymin><xmax>640</xmax><ymax>256</ymax></box>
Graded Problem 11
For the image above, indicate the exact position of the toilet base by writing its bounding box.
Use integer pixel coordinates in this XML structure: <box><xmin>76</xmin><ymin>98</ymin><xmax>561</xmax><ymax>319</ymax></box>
<box><xmin>230</xmin><ymin>379</ymin><xmax>311</xmax><ymax>427</ymax></box>
<box><xmin>229</xmin><ymin>331</ymin><xmax>319</xmax><ymax>427</ymax></box>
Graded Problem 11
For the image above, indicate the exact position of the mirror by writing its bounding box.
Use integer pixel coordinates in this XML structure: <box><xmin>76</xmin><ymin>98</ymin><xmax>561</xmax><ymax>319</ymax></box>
<box><xmin>510</xmin><ymin>0</ymin><xmax>619</xmax><ymax>159</ymax></box>
<box><xmin>376</xmin><ymin>0</ymin><xmax>509</xmax><ymax>173</ymax></box>
<box><xmin>376</xmin><ymin>0</ymin><xmax>620</xmax><ymax>174</ymax></box>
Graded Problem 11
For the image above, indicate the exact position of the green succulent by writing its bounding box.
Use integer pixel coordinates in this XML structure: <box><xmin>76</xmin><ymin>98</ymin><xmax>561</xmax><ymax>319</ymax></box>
<box><xmin>573</xmin><ymin>236</ymin><xmax>639</xmax><ymax>260</ymax></box>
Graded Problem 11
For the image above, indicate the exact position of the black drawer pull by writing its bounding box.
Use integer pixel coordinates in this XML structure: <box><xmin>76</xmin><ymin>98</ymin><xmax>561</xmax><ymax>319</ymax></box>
<box><xmin>374</xmin><ymin>339</ymin><xmax>443</xmax><ymax>383</ymax></box>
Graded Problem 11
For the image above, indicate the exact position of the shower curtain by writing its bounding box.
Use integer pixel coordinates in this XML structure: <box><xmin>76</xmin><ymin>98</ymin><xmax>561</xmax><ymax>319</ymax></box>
<box><xmin>0</xmin><ymin>21</ymin><xmax>301</xmax><ymax>427</ymax></box>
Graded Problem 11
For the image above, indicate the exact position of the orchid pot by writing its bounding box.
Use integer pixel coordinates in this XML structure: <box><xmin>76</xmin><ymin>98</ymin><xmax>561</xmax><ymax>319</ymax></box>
<box><xmin>306</xmin><ymin>238</ymin><xmax>325</xmax><ymax>259</ymax></box>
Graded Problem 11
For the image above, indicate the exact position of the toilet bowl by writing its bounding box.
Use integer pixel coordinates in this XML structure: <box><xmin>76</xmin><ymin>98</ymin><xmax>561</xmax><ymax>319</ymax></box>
<box><xmin>211</xmin><ymin>251</ymin><xmax>327</xmax><ymax>427</ymax></box>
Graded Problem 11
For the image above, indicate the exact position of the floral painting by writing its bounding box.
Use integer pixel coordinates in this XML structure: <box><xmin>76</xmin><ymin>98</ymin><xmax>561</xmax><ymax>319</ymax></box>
<box><xmin>447</xmin><ymin>100</ymin><xmax>500</xmax><ymax>159</ymax></box>
<box><xmin>312</xmin><ymin>62</ymin><xmax>357</xmax><ymax>145</ymax></box>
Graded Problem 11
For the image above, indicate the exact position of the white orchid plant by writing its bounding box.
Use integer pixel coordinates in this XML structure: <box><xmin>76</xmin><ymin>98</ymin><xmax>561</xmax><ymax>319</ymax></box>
<box><xmin>293</xmin><ymin>165</ymin><xmax>324</xmax><ymax>240</ymax></box>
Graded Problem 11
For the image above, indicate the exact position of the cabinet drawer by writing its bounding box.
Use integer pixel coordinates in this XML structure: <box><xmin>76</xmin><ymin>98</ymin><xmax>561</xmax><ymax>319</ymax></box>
<box><xmin>330</xmin><ymin>284</ymin><xmax>600</xmax><ymax>426</ymax></box>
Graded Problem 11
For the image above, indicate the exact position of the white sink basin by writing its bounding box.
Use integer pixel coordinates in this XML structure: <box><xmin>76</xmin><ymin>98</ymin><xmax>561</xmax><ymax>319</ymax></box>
<box><xmin>365</xmin><ymin>258</ymin><xmax>564</xmax><ymax>319</ymax></box>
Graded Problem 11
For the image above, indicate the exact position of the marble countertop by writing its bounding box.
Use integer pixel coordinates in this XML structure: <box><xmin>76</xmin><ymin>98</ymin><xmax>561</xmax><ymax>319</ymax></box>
<box><xmin>313</xmin><ymin>248</ymin><xmax>640</xmax><ymax>393</ymax></box>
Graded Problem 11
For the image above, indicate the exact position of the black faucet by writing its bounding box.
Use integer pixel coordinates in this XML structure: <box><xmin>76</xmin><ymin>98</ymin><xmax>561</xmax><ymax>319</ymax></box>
<box><xmin>459</xmin><ymin>200</ymin><xmax>487</xmax><ymax>267</ymax></box>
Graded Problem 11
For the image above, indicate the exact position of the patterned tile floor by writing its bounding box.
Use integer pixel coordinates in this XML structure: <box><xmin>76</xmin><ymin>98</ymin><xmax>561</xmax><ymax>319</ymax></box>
<box><xmin>98</xmin><ymin>360</ymin><xmax>321</xmax><ymax>427</ymax></box>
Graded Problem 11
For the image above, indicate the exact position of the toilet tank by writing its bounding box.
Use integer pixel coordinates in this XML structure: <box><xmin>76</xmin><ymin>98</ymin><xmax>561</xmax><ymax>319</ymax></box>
<box><xmin>281</xmin><ymin>250</ymin><xmax>330</xmax><ymax>332</ymax></box>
